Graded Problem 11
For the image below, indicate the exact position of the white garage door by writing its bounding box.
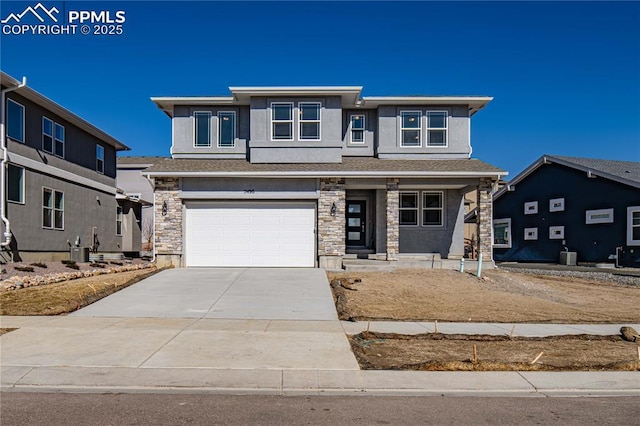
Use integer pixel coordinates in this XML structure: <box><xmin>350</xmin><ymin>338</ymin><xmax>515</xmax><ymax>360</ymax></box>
<box><xmin>185</xmin><ymin>202</ymin><xmax>316</xmax><ymax>267</ymax></box>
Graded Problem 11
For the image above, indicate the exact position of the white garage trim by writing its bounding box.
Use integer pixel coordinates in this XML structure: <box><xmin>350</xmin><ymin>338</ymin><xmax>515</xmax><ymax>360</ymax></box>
<box><xmin>185</xmin><ymin>201</ymin><xmax>316</xmax><ymax>267</ymax></box>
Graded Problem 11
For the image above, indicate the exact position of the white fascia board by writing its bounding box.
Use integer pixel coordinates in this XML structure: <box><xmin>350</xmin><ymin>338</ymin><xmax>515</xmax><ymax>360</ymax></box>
<box><xmin>229</xmin><ymin>86</ymin><xmax>363</xmax><ymax>95</ymax></box>
<box><xmin>144</xmin><ymin>170</ymin><xmax>507</xmax><ymax>179</ymax></box>
<box><xmin>361</xmin><ymin>96</ymin><xmax>493</xmax><ymax>115</ymax></box>
<box><xmin>493</xmin><ymin>155</ymin><xmax>549</xmax><ymax>201</ymax></box>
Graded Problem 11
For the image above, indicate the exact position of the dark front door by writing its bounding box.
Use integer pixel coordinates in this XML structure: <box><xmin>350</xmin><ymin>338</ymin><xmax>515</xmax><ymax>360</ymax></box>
<box><xmin>346</xmin><ymin>200</ymin><xmax>366</xmax><ymax>246</ymax></box>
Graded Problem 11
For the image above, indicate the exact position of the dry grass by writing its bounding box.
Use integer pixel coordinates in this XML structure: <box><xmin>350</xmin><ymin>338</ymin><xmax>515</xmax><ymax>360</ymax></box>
<box><xmin>329</xmin><ymin>269</ymin><xmax>640</xmax><ymax>323</ymax></box>
<box><xmin>349</xmin><ymin>332</ymin><xmax>640</xmax><ymax>371</ymax></box>
<box><xmin>0</xmin><ymin>268</ymin><xmax>160</xmax><ymax>316</ymax></box>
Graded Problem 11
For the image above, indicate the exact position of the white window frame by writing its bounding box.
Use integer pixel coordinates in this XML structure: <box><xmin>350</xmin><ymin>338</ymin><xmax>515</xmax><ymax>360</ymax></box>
<box><xmin>217</xmin><ymin>111</ymin><xmax>236</xmax><ymax>148</ymax></box>
<box><xmin>194</xmin><ymin>111</ymin><xmax>212</xmax><ymax>147</ymax></box>
<box><xmin>7</xmin><ymin>164</ymin><xmax>25</xmax><ymax>204</ymax></box>
<box><xmin>426</xmin><ymin>111</ymin><xmax>448</xmax><ymax>147</ymax></box>
<box><xmin>42</xmin><ymin>187</ymin><xmax>64</xmax><ymax>230</ymax></box>
<box><xmin>400</xmin><ymin>111</ymin><xmax>422</xmax><ymax>148</ymax></box>
<box><xmin>349</xmin><ymin>114</ymin><xmax>366</xmax><ymax>144</ymax></box>
<box><xmin>422</xmin><ymin>191</ymin><xmax>444</xmax><ymax>227</ymax></box>
<box><xmin>586</xmin><ymin>208</ymin><xmax>614</xmax><ymax>225</ymax></box>
<box><xmin>54</xmin><ymin>122</ymin><xmax>65</xmax><ymax>158</ymax></box>
<box><xmin>298</xmin><ymin>102</ymin><xmax>321</xmax><ymax>141</ymax></box>
<box><xmin>6</xmin><ymin>98</ymin><xmax>25</xmax><ymax>143</ymax></box>
<box><xmin>271</xmin><ymin>102</ymin><xmax>294</xmax><ymax>141</ymax></box>
<box><xmin>549</xmin><ymin>226</ymin><xmax>565</xmax><ymax>240</ymax></box>
<box><xmin>399</xmin><ymin>191</ymin><xmax>419</xmax><ymax>227</ymax></box>
<box><xmin>116</xmin><ymin>206</ymin><xmax>123</xmax><ymax>236</ymax></box>
<box><xmin>524</xmin><ymin>201</ymin><xmax>538</xmax><ymax>215</ymax></box>
<box><xmin>493</xmin><ymin>218</ymin><xmax>512</xmax><ymax>248</ymax></box>
<box><xmin>549</xmin><ymin>198</ymin><xmax>565</xmax><ymax>212</ymax></box>
<box><xmin>96</xmin><ymin>144</ymin><xmax>105</xmax><ymax>174</ymax></box>
<box><xmin>42</xmin><ymin>116</ymin><xmax>54</xmax><ymax>153</ymax></box>
<box><xmin>524</xmin><ymin>227</ymin><xmax>538</xmax><ymax>241</ymax></box>
<box><xmin>627</xmin><ymin>206</ymin><xmax>640</xmax><ymax>246</ymax></box>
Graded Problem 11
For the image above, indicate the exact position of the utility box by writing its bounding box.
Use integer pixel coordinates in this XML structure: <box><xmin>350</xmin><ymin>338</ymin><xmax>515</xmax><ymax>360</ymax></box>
<box><xmin>70</xmin><ymin>247</ymin><xmax>90</xmax><ymax>263</ymax></box>
<box><xmin>559</xmin><ymin>251</ymin><xmax>577</xmax><ymax>266</ymax></box>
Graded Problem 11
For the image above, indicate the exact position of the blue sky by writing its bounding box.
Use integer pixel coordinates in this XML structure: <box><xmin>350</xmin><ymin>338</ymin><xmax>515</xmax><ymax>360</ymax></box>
<box><xmin>1</xmin><ymin>1</ymin><xmax>639</xmax><ymax>177</ymax></box>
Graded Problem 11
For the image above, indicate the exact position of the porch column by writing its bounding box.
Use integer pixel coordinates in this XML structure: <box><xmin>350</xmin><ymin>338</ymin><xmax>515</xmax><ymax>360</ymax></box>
<box><xmin>318</xmin><ymin>178</ymin><xmax>345</xmax><ymax>269</ymax></box>
<box><xmin>477</xmin><ymin>177</ymin><xmax>493</xmax><ymax>262</ymax></box>
<box><xmin>386</xmin><ymin>178</ymin><xmax>399</xmax><ymax>261</ymax></box>
<box><xmin>154</xmin><ymin>177</ymin><xmax>183</xmax><ymax>267</ymax></box>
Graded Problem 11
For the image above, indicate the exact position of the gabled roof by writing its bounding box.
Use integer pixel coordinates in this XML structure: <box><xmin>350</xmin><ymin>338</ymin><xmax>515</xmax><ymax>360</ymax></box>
<box><xmin>1</xmin><ymin>71</ymin><xmax>130</xmax><ymax>151</ymax></box>
<box><xmin>142</xmin><ymin>157</ymin><xmax>506</xmax><ymax>179</ymax></box>
<box><xmin>494</xmin><ymin>154</ymin><xmax>640</xmax><ymax>200</ymax></box>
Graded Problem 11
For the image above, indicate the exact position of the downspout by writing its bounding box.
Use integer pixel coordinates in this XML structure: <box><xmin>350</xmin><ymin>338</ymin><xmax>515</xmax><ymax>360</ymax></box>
<box><xmin>1</xmin><ymin>76</ymin><xmax>27</xmax><ymax>249</ymax></box>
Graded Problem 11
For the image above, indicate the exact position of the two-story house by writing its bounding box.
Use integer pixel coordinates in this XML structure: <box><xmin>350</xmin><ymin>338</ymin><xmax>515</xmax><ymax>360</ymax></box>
<box><xmin>1</xmin><ymin>71</ymin><xmax>130</xmax><ymax>262</ymax></box>
<box><xmin>145</xmin><ymin>87</ymin><xmax>506</xmax><ymax>269</ymax></box>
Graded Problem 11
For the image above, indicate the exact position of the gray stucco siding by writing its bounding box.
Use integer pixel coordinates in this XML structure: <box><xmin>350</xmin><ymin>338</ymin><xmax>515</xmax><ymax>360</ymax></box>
<box><xmin>342</xmin><ymin>109</ymin><xmax>375</xmax><ymax>156</ymax></box>
<box><xmin>3</xmin><ymin>167</ymin><xmax>122</xmax><ymax>255</ymax></box>
<box><xmin>171</xmin><ymin>105</ymin><xmax>249</xmax><ymax>156</ymax></box>
<box><xmin>181</xmin><ymin>177</ymin><xmax>319</xmax><ymax>199</ymax></box>
<box><xmin>5</xmin><ymin>92</ymin><xmax>117</xmax><ymax>178</ymax></box>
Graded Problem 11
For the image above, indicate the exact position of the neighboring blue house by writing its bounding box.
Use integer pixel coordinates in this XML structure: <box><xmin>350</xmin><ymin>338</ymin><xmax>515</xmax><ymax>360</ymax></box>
<box><xmin>493</xmin><ymin>155</ymin><xmax>640</xmax><ymax>267</ymax></box>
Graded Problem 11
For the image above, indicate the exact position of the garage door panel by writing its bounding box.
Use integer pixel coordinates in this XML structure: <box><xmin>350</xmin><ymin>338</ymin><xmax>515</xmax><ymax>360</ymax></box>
<box><xmin>185</xmin><ymin>202</ymin><xmax>315</xmax><ymax>267</ymax></box>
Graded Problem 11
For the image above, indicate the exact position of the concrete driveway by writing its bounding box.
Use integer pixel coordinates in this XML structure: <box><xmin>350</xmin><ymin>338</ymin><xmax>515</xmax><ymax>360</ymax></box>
<box><xmin>71</xmin><ymin>268</ymin><xmax>338</xmax><ymax>320</ymax></box>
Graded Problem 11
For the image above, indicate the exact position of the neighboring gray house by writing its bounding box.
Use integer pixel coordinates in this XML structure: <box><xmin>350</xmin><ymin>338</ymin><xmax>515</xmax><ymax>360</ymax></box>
<box><xmin>146</xmin><ymin>87</ymin><xmax>506</xmax><ymax>268</ymax></box>
<box><xmin>1</xmin><ymin>71</ymin><xmax>130</xmax><ymax>262</ymax></box>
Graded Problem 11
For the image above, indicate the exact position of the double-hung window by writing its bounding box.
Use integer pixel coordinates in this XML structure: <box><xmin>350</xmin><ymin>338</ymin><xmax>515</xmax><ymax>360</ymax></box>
<box><xmin>399</xmin><ymin>192</ymin><xmax>419</xmax><ymax>226</ymax></box>
<box><xmin>218</xmin><ymin>111</ymin><xmax>235</xmax><ymax>148</ymax></box>
<box><xmin>7</xmin><ymin>99</ymin><xmax>24</xmax><ymax>143</ymax></box>
<box><xmin>271</xmin><ymin>103</ymin><xmax>293</xmax><ymax>140</ymax></box>
<box><xmin>43</xmin><ymin>188</ymin><xmax>64</xmax><ymax>230</ymax></box>
<box><xmin>96</xmin><ymin>144</ymin><xmax>104</xmax><ymax>173</ymax></box>
<box><xmin>42</xmin><ymin>117</ymin><xmax>65</xmax><ymax>157</ymax></box>
<box><xmin>427</xmin><ymin>111</ymin><xmax>447</xmax><ymax>147</ymax></box>
<box><xmin>299</xmin><ymin>102</ymin><xmax>320</xmax><ymax>140</ymax></box>
<box><xmin>7</xmin><ymin>164</ymin><xmax>25</xmax><ymax>204</ymax></box>
<box><xmin>401</xmin><ymin>111</ymin><xmax>421</xmax><ymax>147</ymax></box>
<box><xmin>194</xmin><ymin>112</ymin><xmax>211</xmax><ymax>147</ymax></box>
<box><xmin>628</xmin><ymin>206</ymin><xmax>640</xmax><ymax>246</ymax></box>
<box><xmin>116</xmin><ymin>206</ymin><xmax>123</xmax><ymax>236</ymax></box>
<box><xmin>422</xmin><ymin>192</ymin><xmax>444</xmax><ymax>226</ymax></box>
<box><xmin>493</xmin><ymin>218</ymin><xmax>512</xmax><ymax>248</ymax></box>
<box><xmin>350</xmin><ymin>114</ymin><xmax>365</xmax><ymax>144</ymax></box>
<box><xmin>54</xmin><ymin>122</ymin><xmax>65</xmax><ymax>157</ymax></box>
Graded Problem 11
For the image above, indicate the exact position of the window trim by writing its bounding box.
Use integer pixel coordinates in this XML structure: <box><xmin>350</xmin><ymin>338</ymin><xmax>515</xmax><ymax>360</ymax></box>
<box><xmin>422</xmin><ymin>191</ymin><xmax>444</xmax><ymax>227</ymax></box>
<box><xmin>42</xmin><ymin>187</ymin><xmax>64</xmax><ymax>231</ymax></box>
<box><xmin>96</xmin><ymin>144</ymin><xmax>105</xmax><ymax>174</ymax></box>
<box><xmin>493</xmin><ymin>218</ymin><xmax>512</xmax><ymax>248</ymax></box>
<box><xmin>217</xmin><ymin>111</ymin><xmax>236</xmax><ymax>148</ymax></box>
<box><xmin>116</xmin><ymin>206</ymin><xmax>123</xmax><ymax>236</ymax></box>
<box><xmin>399</xmin><ymin>191</ymin><xmax>419</xmax><ymax>227</ymax></box>
<box><xmin>298</xmin><ymin>102</ymin><xmax>321</xmax><ymax>141</ymax></box>
<box><xmin>524</xmin><ymin>227</ymin><xmax>538</xmax><ymax>241</ymax></box>
<box><xmin>193</xmin><ymin>111</ymin><xmax>212</xmax><ymax>147</ymax></box>
<box><xmin>549</xmin><ymin>226</ymin><xmax>565</xmax><ymax>240</ymax></box>
<box><xmin>426</xmin><ymin>110</ymin><xmax>448</xmax><ymax>148</ymax></box>
<box><xmin>549</xmin><ymin>197</ymin><xmax>565</xmax><ymax>212</ymax></box>
<box><xmin>400</xmin><ymin>110</ymin><xmax>422</xmax><ymax>148</ymax></box>
<box><xmin>586</xmin><ymin>208</ymin><xmax>614</xmax><ymax>225</ymax></box>
<box><xmin>6</xmin><ymin>98</ymin><xmax>25</xmax><ymax>143</ymax></box>
<box><xmin>54</xmin><ymin>122</ymin><xmax>65</xmax><ymax>158</ymax></box>
<box><xmin>7</xmin><ymin>164</ymin><xmax>25</xmax><ymax>204</ymax></box>
<box><xmin>627</xmin><ymin>206</ymin><xmax>640</xmax><ymax>246</ymax></box>
<box><xmin>270</xmin><ymin>102</ymin><xmax>294</xmax><ymax>141</ymax></box>
<box><xmin>524</xmin><ymin>201</ymin><xmax>538</xmax><ymax>215</ymax></box>
<box><xmin>42</xmin><ymin>116</ymin><xmax>54</xmax><ymax>153</ymax></box>
<box><xmin>349</xmin><ymin>113</ymin><xmax>366</xmax><ymax>144</ymax></box>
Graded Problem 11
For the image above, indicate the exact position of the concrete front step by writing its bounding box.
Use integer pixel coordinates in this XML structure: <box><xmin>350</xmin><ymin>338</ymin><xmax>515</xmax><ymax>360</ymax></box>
<box><xmin>342</xmin><ymin>258</ymin><xmax>443</xmax><ymax>272</ymax></box>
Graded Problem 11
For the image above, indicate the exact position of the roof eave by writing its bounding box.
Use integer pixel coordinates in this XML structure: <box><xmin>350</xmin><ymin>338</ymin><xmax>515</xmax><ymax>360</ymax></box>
<box><xmin>143</xmin><ymin>170</ymin><xmax>507</xmax><ymax>179</ymax></box>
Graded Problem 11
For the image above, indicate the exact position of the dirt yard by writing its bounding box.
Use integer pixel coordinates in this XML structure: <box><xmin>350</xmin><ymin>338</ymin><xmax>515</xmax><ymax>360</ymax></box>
<box><xmin>328</xmin><ymin>268</ymin><xmax>640</xmax><ymax>323</ymax></box>
<box><xmin>0</xmin><ymin>268</ymin><xmax>160</xmax><ymax>316</ymax></box>
<box><xmin>349</xmin><ymin>331</ymin><xmax>640</xmax><ymax>371</ymax></box>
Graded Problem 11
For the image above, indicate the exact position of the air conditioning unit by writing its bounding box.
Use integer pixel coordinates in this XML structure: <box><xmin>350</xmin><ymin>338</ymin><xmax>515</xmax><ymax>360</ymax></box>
<box><xmin>559</xmin><ymin>251</ymin><xmax>577</xmax><ymax>266</ymax></box>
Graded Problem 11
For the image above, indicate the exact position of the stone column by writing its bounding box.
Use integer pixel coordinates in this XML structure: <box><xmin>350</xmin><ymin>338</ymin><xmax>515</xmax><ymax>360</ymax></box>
<box><xmin>477</xmin><ymin>177</ymin><xmax>493</xmax><ymax>262</ymax></box>
<box><xmin>318</xmin><ymin>178</ymin><xmax>345</xmax><ymax>270</ymax></box>
<box><xmin>386</xmin><ymin>178</ymin><xmax>399</xmax><ymax>261</ymax></box>
<box><xmin>154</xmin><ymin>177</ymin><xmax>183</xmax><ymax>267</ymax></box>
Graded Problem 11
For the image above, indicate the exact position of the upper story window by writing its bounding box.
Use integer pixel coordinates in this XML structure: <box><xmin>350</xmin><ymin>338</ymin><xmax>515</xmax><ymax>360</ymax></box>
<box><xmin>299</xmin><ymin>102</ymin><xmax>320</xmax><ymax>140</ymax></box>
<box><xmin>194</xmin><ymin>111</ymin><xmax>212</xmax><ymax>147</ymax></box>
<box><xmin>401</xmin><ymin>111</ymin><xmax>421</xmax><ymax>147</ymax></box>
<box><xmin>43</xmin><ymin>187</ymin><xmax>64</xmax><ymax>230</ymax></box>
<box><xmin>426</xmin><ymin>111</ymin><xmax>447</xmax><ymax>147</ymax></box>
<box><xmin>271</xmin><ymin>103</ymin><xmax>293</xmax><ymax>140</ymax></box>
<box><xmin>7</xmin><ymin>164</ymin><xmax>25</xmax><ymax>204</ymax></box>
<box><xmin>6</xmin><ymin>98</ymin><xmax>24</xmax><ymax>143</ymax></box>
<box><xmin>350</xmin><ymin>114</ymin><xmax>365</xmax><ymax>144</ymax></box>
<box><xmin>54</xmin><ymin>122</ymin><xmax>65</xmax><ymax>157</ymax></box>
<box><xmin>96</xmin><ymin>144</ymin><xmax>104</xmax><ymax>173</ymax></box>
<box><xmin>43</xmin><ymin>117</ymin><xmax>65</xmax><ymax>158</ymax></box>
<box><xmin>218</xmin><ymin>111</ymin><xmax>236</xmax><ymax>148</ymax></box>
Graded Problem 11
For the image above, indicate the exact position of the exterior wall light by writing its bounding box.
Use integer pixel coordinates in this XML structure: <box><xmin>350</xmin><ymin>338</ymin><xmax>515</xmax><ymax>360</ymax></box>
<box><xmin>330</xmin><ymin>202</ymin><xmax>337</xmax><ymax>217</ymax></box>
<box><xmin>162</xmin><ymin>201</ymin><xmax>168</xmax><ymax>216</ymax></box>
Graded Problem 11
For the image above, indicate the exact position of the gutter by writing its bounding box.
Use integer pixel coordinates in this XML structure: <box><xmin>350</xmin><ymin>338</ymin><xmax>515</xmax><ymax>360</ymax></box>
<box><xmin>1</xmin><ymin>76</ymin><xmax>27</xmax><ymax>249</ymax></box>
<box><xmin>143</xmin><ymin>170</ymin><xmax>508</xmax><ymax>180</ymax></box>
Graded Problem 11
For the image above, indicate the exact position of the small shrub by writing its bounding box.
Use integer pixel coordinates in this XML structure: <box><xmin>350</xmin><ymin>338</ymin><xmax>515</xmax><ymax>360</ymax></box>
<box><xmin>110</xmin><ymin>261</ymin><xmax>123</xmax><ymax>266</ymax></box>
<box><xmin>30</xmin><ymin>262</ymin><xmax>48</xmax><ymax>269</ymax></box>
<box><xmin>65</xmin><ymin>263</ymin><xmax>80</xmax><ymax>270</ymax></box>
<box><xmin>90</xmin><ymin>263</ymin><xmax>105</xmax><ymax>268</ymax></box>
<box><xmin>61</xmin><ymin>260</ymin><xmax>76</xmax><ymax>265</ymax></box>
<box><xmin>15</xmin><ymin>266</ymin><xmax>35</xmax><ymax>272</ymax></box>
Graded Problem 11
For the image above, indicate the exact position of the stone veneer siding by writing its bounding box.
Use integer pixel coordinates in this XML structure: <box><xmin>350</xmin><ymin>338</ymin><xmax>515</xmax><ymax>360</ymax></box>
<box><xmin>477</xmin><ymin>177</ymin><xmax>493</xmax><ymax>261</ymax></box>
<box><xmin>154</xmin><ymin>177</ymin><xmax>183</xmax><ymax>267</ymax></box>
<box><xmin>318</xmin><ymin>178</ymin><xmax>346</xmax><ymax>262</ymax></box>
<box><xmin>386</xmin><ymin>178</ymin><xmax>399</xmax><ymax>261</ymax></box>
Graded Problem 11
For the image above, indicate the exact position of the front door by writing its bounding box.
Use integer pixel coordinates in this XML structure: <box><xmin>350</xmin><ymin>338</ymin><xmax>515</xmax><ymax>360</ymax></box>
<box><xmin>346</xmin><ymin>200</ymin><xmax>366</xmax><ymax>246</ymax></box>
